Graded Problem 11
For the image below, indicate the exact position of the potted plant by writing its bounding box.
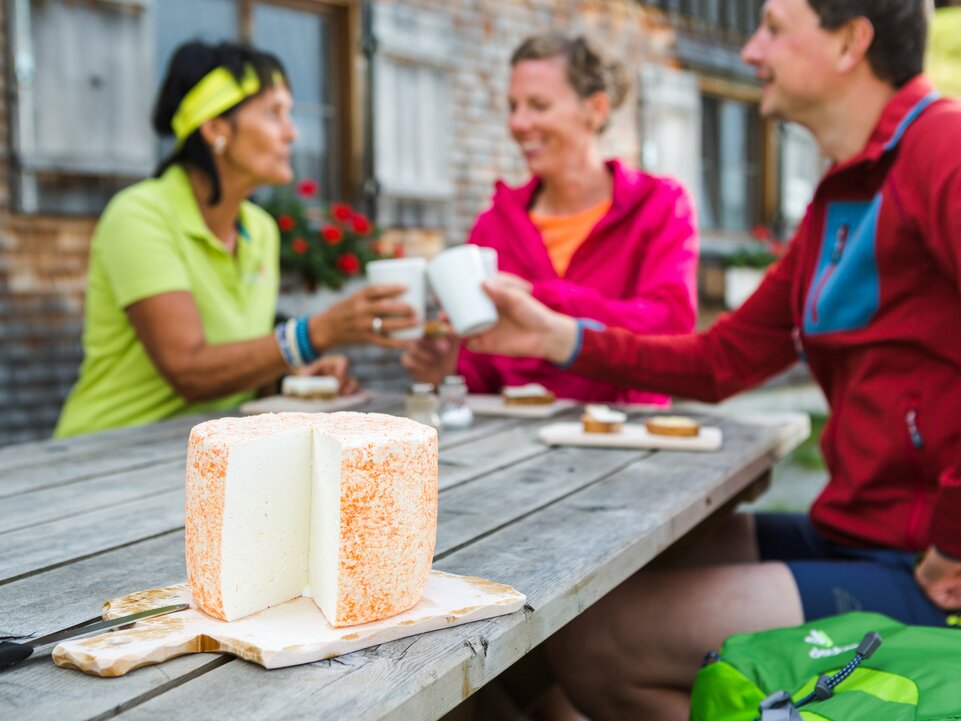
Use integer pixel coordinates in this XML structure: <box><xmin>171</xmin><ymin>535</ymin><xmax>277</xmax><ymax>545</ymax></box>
<box><xmin>259</xmin><ymin>179</ymin><xmax>398</xmax><ymax>316</ymax></box>
<box><xmin>723</xmin><ymin>226</ymin><xmax>786</xmax><ymax>309</ymax></box>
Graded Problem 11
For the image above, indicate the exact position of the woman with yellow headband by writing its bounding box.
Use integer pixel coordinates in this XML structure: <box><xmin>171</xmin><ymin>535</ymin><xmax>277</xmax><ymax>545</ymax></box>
<box><xmin>55</xmin><ymin>42</ymin><xmax>416</xmax><ymax>437</ymax></box>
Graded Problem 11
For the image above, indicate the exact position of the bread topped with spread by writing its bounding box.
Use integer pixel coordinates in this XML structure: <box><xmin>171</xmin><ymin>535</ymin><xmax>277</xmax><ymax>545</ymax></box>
<box><xmin>644</xmin><ymin>415</ymin><xmax>701</xmax><ymax>437</ymax></box>
<box><xmin>581</xmin><ymin>404</ymin><xmax>627</xmax><ymax>434</ymax></box>
<box><xmin>282</xmin><ymin>375</ymin><xmax>339</xmax><ymax>400</ymax></box>
<box><xmin>502</xmin><ymin>383</ymin><xmax>555</xmax><ymax>405</ymax></box>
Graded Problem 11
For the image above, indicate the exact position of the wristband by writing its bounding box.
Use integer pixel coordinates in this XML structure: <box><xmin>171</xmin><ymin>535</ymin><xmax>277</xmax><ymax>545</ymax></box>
<box><xmin>284</xmin><ymin>318</ymin><xmax>305</xmax><ymax>368</ymax></box>
<box><xmin>555</xmin><ymin>318</ymin><xmax>606</xmax><ymax>369</ymax></box>
<box><xmin>274</xmin><ymin>321</ymin><xmax>299</xmax><ymax>368</ymax></box>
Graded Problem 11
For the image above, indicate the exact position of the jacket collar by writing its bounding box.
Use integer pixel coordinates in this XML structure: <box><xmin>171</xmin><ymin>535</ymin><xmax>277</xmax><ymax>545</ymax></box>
<box><xmin>491</xmin><ymin>158</ymin><xmax>652</xmax><ymax>221</ymax></box>
<box><xmin>831</xmin><ymin>76</ymin><xmax>940</xmax><ymax>176</ymax></box>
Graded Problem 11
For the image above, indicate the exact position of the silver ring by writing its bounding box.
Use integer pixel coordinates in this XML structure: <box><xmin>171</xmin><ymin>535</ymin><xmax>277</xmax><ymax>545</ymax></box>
<box><xmin>371</xmin><ymin>316</ymin><xmax>383</xmax><ymax>334</ymax></box>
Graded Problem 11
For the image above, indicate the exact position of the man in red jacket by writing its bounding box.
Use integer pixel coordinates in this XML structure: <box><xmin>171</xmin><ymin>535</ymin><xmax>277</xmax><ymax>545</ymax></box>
<box><xmin>467</xmin><ymin>1</ymin><xmax>961</xmax><ymax>719</ymax></box>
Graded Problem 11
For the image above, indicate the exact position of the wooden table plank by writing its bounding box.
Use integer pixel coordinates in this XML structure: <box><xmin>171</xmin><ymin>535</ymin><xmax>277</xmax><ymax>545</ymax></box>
<box><xmin>0</xmin><ymin>460</ymin><xmax>185</xmax><ymax>535</ymax></box>
<box><xmin>0</xmin><ymin>394</ymin><xmax>406</xmax><ymax>481</ymax></box>
<box><xmin>0</xmin><ymin>489</ymin><xmax>184</xmax><ymax>584</ymax></box>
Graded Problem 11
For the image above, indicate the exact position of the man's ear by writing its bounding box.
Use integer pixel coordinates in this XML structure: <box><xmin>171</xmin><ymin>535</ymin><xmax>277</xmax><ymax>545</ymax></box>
<box><xmin>836</xmin><ymin>16</ymin><xmax>875</xmax><ymax>74</ymax></box>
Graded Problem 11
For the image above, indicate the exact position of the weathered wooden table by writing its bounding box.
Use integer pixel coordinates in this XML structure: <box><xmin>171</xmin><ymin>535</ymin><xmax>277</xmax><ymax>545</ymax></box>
<box><xmin>0</xmin><ymin>393</ymin><xmax>807</xmax><ymax>720</ymax></box>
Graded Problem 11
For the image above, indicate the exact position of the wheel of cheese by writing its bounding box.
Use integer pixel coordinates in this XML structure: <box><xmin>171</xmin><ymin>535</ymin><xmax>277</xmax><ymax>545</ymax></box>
<box><xmin>185</xmin><ymin>412</ymin><xmax>438</xmax><ymax>626</ymax></box>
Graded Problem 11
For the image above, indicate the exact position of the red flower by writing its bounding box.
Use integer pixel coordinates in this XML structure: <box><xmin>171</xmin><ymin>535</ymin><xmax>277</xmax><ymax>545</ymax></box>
<box><xmin>337</xmin><ymin>253</ymin><xmax>360</xmax><ymax>275</ymax></box>
<box><xmin>350</xmin><ymin>213</ymin><xmax>372</xmax><ymax>235</ymax></box>
<box><xmin>393</xmin><ymin>245</ymin><xmax>405</xmax><ymax>258</ymax></box>
<box><xmin>296</xmin><ymin>179</ymin><xmax>319</xmax><ymax>198</ymax></box>
<box><xmin>322</xmin><ymin>225</ymin><xmax>343</xmax><ymax>245</ymax></box>
<box><xmin>291</xmin><ymin>236</ymin><xmax>309</xmax><ymax>255</ymax></box>
<box><xmin>331</xmin><ymin>203</ymin><xmax>352</xmax><ymax>222</ymax></box>
<box><xmin>751</xmin><ymin>224</ymin><xmax>773</xmax><ymax>242</ymax></box>
<box><xmin>278</xmin><ymin>214</ymin><xmax>296</xmax><ymax>232</ymax></box>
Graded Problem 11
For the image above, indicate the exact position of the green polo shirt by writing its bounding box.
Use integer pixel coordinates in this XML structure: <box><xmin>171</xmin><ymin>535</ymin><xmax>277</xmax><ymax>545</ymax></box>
<box><xmin>55</xmin><ymin>165</ymin><xmax>279</xmax><ymax>438</ymax></box>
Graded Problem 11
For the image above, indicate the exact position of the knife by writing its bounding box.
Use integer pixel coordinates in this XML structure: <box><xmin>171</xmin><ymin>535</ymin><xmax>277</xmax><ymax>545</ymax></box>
<box><xmin>0</xmin><ymin>603</ymin><xmax>189</xmax><ymax>671</ymax></box>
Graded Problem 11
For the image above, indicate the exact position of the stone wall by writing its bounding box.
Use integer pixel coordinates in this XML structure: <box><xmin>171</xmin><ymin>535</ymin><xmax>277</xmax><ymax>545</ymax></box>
<box><xmin>0</xmin><ymin>0</ymin><xmax>679</xmax><ymax>445</ymax></box>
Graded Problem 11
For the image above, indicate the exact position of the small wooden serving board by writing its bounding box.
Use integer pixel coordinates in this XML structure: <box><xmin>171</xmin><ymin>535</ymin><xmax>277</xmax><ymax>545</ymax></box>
<box><xmin>467</xmin><ymin>394</ymin><xmax>577</xmax><ymax>419</ymax></box>
<box><xmin>53</xmin><ymin>570</ymin><xmax>525</xmax><ymax>676</ymax></box>
<box><xmin>240</xmin><ymin>391</ymin><xmax>372</xmax><ymax>415</ymax></box>
<box><xmin>538</xmin><ymin>422</ymin><xmax>723</xmax><ymax>451</ymax></box>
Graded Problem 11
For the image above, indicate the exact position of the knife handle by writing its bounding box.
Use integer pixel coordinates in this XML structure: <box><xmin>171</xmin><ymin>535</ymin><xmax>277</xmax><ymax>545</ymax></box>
<box><xmin>0</xmin><ymin>641</ymin><xmax>34</xmax><ymax>670</ymax></box>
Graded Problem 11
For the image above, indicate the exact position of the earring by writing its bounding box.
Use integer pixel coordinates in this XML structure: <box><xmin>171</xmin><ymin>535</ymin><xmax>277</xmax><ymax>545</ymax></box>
<box><xmin>213</xmin><ymin>136</ymin><xmax>227</xmax><ymax>155</ymax></box>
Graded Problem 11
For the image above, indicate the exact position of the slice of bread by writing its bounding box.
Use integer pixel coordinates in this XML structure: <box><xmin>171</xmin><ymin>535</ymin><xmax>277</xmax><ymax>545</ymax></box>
<box><xmin>502</xmin><ymin>384</ymin><xmax>555</xmax><ymax>405</ymax></box>
<box><xmin>644</xmin><ymin>415</ymin><xmax>700</xmax><ymax>437</ymax></box>
<box><xmin>581</xmin><ymin>404</ymin><xmax>626</xmax><ymax>434</ymax></box>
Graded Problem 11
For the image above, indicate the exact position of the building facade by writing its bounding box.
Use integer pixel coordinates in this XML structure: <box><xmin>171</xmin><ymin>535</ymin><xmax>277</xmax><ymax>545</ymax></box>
<box><xmin>0</xmin><ymin>0</ymin><xmax>820</xmax><ymax>445</ymax></box>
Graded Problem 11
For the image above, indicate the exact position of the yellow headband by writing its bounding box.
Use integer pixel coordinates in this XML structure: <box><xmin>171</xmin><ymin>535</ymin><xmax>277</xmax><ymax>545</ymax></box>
<box><xmin>171</xmin><ymin>64</ymin><xmax>262</xmax><ymax>147</ymax></box>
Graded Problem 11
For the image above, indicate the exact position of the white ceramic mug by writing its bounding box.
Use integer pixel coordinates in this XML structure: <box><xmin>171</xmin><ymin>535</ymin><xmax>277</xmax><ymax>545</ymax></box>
<box><xmin>427</xmin><ymin>246</ymin><xmax>498</xmax><ymax>337</ymax></box>
<box><xmin>365</xmin><ymin>257</ymin><xmax>427</xmax><ymax>340</ymax></box>
<box><xmin>478</xmin><ymin>247</ymin><xmax>498</xmax><ymax>278</ymax></box>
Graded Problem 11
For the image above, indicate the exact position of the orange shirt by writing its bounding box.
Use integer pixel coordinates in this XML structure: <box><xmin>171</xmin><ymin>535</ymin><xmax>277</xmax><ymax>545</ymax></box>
<box><xmin>530</xmin><ymin>198</ymin><xmax>612</xmax><ymax>276</ymax></box>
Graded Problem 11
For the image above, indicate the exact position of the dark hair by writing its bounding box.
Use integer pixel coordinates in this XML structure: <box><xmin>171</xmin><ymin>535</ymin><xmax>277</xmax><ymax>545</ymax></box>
<box><xmin>510</xmin><ymin>34</ymin><xmax>629</xmax><ymax>132</ymax></box>
<box><xmin>152</xmin><ymin>41</ymin><xmax>289</xmax><ymax>204</ymax></box>
<box><xmin>806</xmin><ymin>0</ymin><xmax>930</xmax><ymax>87</ymax></box>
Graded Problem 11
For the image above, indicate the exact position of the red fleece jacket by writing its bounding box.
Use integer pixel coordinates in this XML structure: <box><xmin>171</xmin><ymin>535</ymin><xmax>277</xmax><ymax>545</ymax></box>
<box><xmin>570</xmin><ymin>78</ymin><xmax>961</xmax><ymax>558</ymax></box>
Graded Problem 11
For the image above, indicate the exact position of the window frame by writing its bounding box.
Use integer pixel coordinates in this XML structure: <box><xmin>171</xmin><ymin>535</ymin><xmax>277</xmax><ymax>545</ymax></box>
<box><xmin>697</xmin><ymin>75</ymin><xmax>778</xmax><ymax>242</ymax></box>
<box><xmin>4</xmin><ymin>0</ymin><xmax>355</xmax><ymax>216</ymax></box>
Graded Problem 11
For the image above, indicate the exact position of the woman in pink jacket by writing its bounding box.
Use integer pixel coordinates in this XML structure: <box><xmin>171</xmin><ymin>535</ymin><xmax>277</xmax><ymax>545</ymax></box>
<box><xmin>402</xmin><ymin>33</ymin><xmax>698</xmax><ymax>404</ymax></box>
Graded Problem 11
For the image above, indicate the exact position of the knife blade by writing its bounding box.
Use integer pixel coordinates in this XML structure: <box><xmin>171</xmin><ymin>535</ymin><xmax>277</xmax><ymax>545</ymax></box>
<box><xmin>0</xmin><ymin>603</ymin><xmax>189</xmax><ymax>670</ymax></box>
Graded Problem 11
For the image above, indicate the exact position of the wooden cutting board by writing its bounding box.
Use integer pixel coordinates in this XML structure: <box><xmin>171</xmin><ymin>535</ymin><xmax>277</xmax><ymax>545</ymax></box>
<box><xmin>239</xmin><ymin>391</ymin><xmax>371</xmax><ymax>415</ymax></box>
<box><xmin>538</xmin><ymin>422</ymin><xmax>723</xmax><ymax>451</ymax></box>
<box><xmin>53</xmin><ymin>570</ymin><xmax>525</xmax><ymax>676</ymax></box>
<box><xmin>467</xmin><ymin>394</ymin><xmax>577</xmax><ymax>419</ymax></box>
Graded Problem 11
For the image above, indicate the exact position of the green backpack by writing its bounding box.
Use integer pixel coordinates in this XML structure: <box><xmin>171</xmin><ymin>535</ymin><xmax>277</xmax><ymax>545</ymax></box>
<box><xmin>690</xmin><ymin>612</ymin><xmax>961</xmax><ymax>721</ymax></box>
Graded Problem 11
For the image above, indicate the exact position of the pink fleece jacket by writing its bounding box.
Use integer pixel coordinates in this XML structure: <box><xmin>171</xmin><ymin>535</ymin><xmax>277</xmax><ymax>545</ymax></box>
<box><xmin>457</xmin><ymin>159</ymin><xmax>698</xmax><ymax>404</ymax></box>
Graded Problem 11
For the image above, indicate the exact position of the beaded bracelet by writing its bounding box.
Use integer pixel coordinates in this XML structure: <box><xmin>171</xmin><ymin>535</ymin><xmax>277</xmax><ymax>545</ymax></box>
<box><xmin>294</xmin><ymin>316</ymin><xmax>320</xmax><ymax>365</ymax></box>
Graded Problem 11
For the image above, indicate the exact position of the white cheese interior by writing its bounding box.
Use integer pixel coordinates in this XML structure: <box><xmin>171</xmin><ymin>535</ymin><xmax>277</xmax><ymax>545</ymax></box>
<box><xmin>310</xmin><ymin>431</ymin><xmax>343</xmax><ymax>621</ymax></box>
<box><xmin>219</xmin><ymin>427</ymin><xmax>312</xmax><ymax>620</ymax></box>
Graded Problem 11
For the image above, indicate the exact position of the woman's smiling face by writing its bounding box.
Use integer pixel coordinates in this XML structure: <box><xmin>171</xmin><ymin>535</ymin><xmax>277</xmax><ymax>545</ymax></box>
<box><xmin>507</xmin><ymin>57</ymin><xmax>601</xmax><ymax>181</ymax></box>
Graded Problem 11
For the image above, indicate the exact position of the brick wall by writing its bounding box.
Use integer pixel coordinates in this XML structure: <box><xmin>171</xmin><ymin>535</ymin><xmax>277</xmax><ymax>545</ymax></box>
<box><xmin>0</xmin><ymin>3</ymin><xmax>95</xmax><ymax>445</ymax></box>
<box><xmin>0</xmin><ymin>0</ymin><xmax>679</xmax><ymax>445</ymax></box>
<box><xmin>379</xmin><ymin>0</ymin><xmax>675</xmax><ymax>244</ymax></box>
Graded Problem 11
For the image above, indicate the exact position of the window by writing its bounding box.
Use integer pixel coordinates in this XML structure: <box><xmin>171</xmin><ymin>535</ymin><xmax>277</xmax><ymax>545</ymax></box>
<box><xmin>7</xmin><ymin>0</ymin><xmax>350</xmax><ymax>214</ymax></box>
<box><xmin>648</xmin><ymin>0</ymin><xmax>762</xmax><ymax>35</ymax></box>
<box><xmin>9</xmin><ymin>0</ymin><xmax>155</xmax><ymax>214</ymax></box>
<box><xmin>699</xmin><ymin>93</ymin><xmax>763</xmax><ymax>233</ymax></box>
<box><xmin>372</xmin><ymin>4</ymin><xmax>454</xmax><ymax>229</ymax></box>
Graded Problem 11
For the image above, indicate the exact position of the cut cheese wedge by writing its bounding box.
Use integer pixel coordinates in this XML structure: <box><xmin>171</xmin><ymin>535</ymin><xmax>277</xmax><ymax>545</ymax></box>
<box><xmin>185</xmin><ymin>412</ymin><xmax>438</xmax><ymax>627</ymax></box>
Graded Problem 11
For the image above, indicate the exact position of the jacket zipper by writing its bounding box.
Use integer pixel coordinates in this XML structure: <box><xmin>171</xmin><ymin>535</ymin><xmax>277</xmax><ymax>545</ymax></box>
<box><xmin>905</xmin><ymin>408</ymin><xmax>927</xmax><ymax>548</ymax></box>
<box><xmin>905</xmin><ymin>410</ymin><xmax>924</xmax><ymax>450</ymax></box>
<box><xmin>808</xmin><ymin>223</ymin><xmax>850</xmax><ymax>325</ymax></box>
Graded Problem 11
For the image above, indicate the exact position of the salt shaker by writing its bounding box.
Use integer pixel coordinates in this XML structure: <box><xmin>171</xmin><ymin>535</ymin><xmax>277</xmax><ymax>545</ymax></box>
<box><xmin>439</xmin><ymin>375</ymin><xmax>473</xmax><ymax>430</ymax></box>
<box><xmin>405</xmin><ymin>383</ymin><xmax>442</xmax><ymax>432</ymax></box>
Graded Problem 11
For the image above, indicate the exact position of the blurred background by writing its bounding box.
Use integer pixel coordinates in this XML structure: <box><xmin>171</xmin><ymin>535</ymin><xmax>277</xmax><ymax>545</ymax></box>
<box><xmin>0</xmin><ymin>0</ymin><xmax>958</xmax><ymax>446</ymax></box>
